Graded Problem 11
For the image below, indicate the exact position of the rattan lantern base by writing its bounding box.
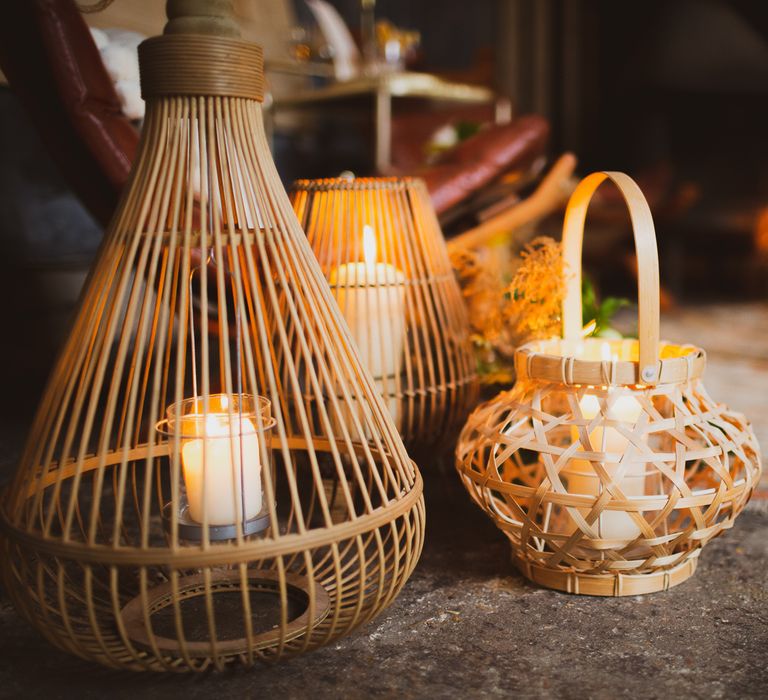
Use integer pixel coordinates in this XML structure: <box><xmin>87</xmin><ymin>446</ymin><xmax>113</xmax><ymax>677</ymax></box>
<box><xmin>121</xmin><ymin>569</ymin><xmax>331</xmax><ymax>659</ymax></box>
<box><xmin>514</xmin><ymin>550</ymin><xmax>700</xmax><ymax>597</ymax></box>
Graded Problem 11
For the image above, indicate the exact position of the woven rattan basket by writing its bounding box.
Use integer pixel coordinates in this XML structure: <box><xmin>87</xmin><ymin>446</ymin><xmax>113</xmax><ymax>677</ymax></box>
<box><xmin>456</xmin><ymin>171</ymin><xmax>762</xmax><ymax>596</ymax></box>
<box><xmin>291</xmin><ymin>177</ymin><xmax>478</xmax><ymax>451</ymax></box>
<box><xmin>0</xmin><ymin>2</ymin><xmax>424</xmax><ymax>671</ymax></box>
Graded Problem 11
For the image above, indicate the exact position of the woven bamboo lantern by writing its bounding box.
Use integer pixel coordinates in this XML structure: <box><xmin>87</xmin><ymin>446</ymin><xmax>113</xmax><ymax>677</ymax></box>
<box><xmin>0</xmin><ymin>1</ymin><xmax>424</xmax><ymax>671</ymax></box>
<box><xmin>290</xmin><ymin>177</ymin><xmax>478</xmax><ymax>450</ymax></box>
<box><xmin>456</xmin><ymin>172</ymin><xmax>761</xmax><ymax>596</ymax></box>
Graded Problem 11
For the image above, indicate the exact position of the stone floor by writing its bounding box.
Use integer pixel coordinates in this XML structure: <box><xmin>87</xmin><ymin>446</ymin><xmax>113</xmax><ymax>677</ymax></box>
<box><xmin>0</xmin><ymin>303</ymin><xmax>766</xmax><ymax>699</ymax></box>
<box><xmin>660</xmin><ymin>303</ymin><xmax>768</xmax><ymax>465</ymax></box>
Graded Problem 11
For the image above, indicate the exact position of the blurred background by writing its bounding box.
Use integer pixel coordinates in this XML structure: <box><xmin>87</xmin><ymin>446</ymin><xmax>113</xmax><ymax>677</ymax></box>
<box><xmin>1</xmin><ymin>0</ymin><xmax>767</xmax><ymax>446</ymax></box>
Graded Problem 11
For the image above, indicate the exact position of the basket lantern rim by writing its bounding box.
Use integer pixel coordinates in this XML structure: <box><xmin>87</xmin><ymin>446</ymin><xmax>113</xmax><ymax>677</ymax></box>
<box><xmin>514</xmin><ymin>336</ymin><xmax>706</xmax><ymax>387</ymax></box>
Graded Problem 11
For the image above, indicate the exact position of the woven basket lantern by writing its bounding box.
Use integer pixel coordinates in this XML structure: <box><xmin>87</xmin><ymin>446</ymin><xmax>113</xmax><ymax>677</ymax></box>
<box><xmin>291</xmin><ymin>177</ymin><xmax>478</xmax><ymax>450</ymax></box>
<box><xmin>456</xmin><ymin>171</ymin><xmax>761</xmax><ymax>597</ymax></box>
<box><xmin>0</xmin><ymin>1</ymin><xmax>424</xmax><ymax>671</ymax></box>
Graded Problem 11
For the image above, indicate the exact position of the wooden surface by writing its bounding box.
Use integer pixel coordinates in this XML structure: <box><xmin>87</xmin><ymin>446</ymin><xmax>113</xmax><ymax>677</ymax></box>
<box><xmin>274</xmin><ymin>72</ymin><xmax>494</xmax><ymax>107</ymax></box>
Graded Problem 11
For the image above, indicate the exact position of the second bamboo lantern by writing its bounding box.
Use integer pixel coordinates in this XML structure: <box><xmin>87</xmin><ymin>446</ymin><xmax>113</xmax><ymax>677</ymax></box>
<box><xmin>291</xmin><ymin>177</ymin><xmax>478</xmax><ymax>450</ymax></box>
<box><xmin>0</xmin><ymin>2</ymin><xmax>424</xmax><ymax>671</ymax></box>
<box><xmin>456</xmin><ymin>171</ymin><xmax>761</xmax><ymax>596</ymax></box>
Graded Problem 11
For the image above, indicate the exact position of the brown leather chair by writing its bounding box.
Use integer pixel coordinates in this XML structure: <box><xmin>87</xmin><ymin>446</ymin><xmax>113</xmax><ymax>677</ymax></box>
<box><xmin>389</xmin><ymin>104</ymin><xmax>498</xmax><ymax>173</ymax></box>
<box><xmin>415</xmin><ymin>115</ymin><xmax>549</xmax><ymax>217</ymax></box>
<box><xmin>0</xmin><ymin>0</ymin><xmax>139</xmax><ymax>227</ymax></box>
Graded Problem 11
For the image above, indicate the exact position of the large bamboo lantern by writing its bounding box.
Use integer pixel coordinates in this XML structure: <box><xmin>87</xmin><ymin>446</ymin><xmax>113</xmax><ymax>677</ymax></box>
<box><xmin>0</xmin><ymin>2</ymin><xmax>424</xmax><ymax>671</ymax></box>
<box><xmin>456</xmin><ymin>172</ymin><xmax>761</xmax><ymax>596</ymax></box>
<box><xmin>290</xmin><ymin>177</ymin><xmax>478</xmax><ymax>450</ymax></box>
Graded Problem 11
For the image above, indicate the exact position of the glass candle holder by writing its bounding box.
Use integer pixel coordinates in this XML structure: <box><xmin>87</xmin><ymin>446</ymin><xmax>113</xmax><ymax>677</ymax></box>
<box><xmin>158</xmin><ymin>394</ymin><xmax>274</xmax><ymax>529</ymax></box>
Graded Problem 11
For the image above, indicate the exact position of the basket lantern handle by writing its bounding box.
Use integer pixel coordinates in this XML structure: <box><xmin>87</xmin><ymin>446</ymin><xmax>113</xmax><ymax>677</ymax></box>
<box><xmin>562</xmin><ymin>171</ymin><xmax>661</xmax><ymax>384</ymax></box>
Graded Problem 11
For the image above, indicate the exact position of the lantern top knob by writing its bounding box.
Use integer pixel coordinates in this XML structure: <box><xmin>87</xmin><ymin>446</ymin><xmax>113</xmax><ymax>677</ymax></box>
<box><xmin>163</xmin><ymin>0</ymin><xmax>241</xmax><ymax>38</ymax></box>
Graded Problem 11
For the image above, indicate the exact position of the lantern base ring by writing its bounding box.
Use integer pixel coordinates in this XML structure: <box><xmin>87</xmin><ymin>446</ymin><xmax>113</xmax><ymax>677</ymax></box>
<box><xmin>162</xmin><ymin>501</ymin><xmax>271</xmax><ymax>541</ymax></box>
<box><xmin>120</xmin><ymin>569</ymin><xmax>332</xmax><ymax>660</ymax></box>
<box><xmin>514</xmin><ymin>549</ymin><xmax>700</xmax><ymax>597</ymax></box>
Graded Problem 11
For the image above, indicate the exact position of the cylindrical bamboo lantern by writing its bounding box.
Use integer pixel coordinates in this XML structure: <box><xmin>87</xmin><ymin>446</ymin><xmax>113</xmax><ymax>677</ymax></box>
<box><xmin>456</xmin><ymin>172</ymin><xmax>761</xmax><ymax>596</ymax></box>
<box><xmin>0</xmin><ymin>2</ymin><xmax>424</xmax><ymax>671</ymax></box>
<box><xmin>290</xmin><ymin>177</ymin><xmax>478</xmax><ymax>450</ymax></box>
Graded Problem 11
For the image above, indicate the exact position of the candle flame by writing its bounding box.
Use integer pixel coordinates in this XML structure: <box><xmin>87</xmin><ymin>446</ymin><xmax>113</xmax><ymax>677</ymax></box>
<box><xmin>363</xmin><ymin>225</ymin><xmax>377</xmax><ymax>266</ymax></box>
<box><xmin>579</xmin><ymin>392</ymin><xmax>601</xmax><ymax>419</ymax></box>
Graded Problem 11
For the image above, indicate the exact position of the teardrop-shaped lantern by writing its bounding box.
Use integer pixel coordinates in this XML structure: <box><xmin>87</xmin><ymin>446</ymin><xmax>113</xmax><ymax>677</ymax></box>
<box><xmin>0</xmin><ymin>1</ymin><xmax>424</xmax><ymax>672</ymax></box>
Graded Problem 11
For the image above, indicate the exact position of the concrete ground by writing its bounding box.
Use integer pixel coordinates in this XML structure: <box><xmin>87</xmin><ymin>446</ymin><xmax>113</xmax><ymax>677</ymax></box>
<box><xmin>1</xmin><ymin>303</ymin><xmax>766</xmax><ymax>699</ymax></box>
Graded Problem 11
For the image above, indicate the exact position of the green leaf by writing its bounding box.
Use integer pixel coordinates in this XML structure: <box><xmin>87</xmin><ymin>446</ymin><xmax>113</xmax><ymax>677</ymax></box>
<box><xmin>581</xmin><ymin>274</ymin><xmax>631</xmax><ymax>336</ymax></box>
<box><xmin>581</xmin><ymin>275</ymin><xmax>599</xmax><ymax>325</ymax></box>
<box><xmin>600</xmin><ymin>296</ymin><xmax>631</xmax><ymax>320</ymax></box>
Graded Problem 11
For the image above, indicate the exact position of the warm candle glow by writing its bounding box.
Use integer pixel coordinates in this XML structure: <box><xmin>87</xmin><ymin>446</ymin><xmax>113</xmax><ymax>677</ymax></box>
<box><xmin>181</xmin><ymin>413</ymin><xmax>262</xmax><ymax>526</ymax></box>
<box><xmin>329</xmin><ymin>226</ymin><xmax>406</xmax><ymax>380</ymax></box>
<box><xmin>161</xmin><ymin>394</ymin><xmax>271</xmax><ymax>527</ymax></box>
<box><xmin>327</xmin><ymin>225</ymin><xmax>407</xmax><ymax>434</ymax></box>
<box><xmin>363</xmin><ymin>224</ymin><xmax>377</xmax><ymax>267</ymax></box>
<box><xmin>566</xmin><ymin>383</ymin><xmax>646</xmax><ymax>541</ymax></box>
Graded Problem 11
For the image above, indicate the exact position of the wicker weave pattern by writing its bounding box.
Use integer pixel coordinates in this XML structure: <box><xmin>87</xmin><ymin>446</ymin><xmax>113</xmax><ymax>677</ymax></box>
<box><xmin>0</xmin><ymin>34</ymin><xmax>424</xmax><ymax>670</ymax></box>
<box><xmin>291</xmin><ymin>177</ymin><xmax>478</xmax><ymax>450</ymax></box>
<box><xmin>455</xmin><ymin>172</ymin><xmax>761</xmax><ymax>596</ymax></box>
<box><xmin>457</xmin><ymin>369</ymin><xmax>761</xmax><ymax>594</ymax></box>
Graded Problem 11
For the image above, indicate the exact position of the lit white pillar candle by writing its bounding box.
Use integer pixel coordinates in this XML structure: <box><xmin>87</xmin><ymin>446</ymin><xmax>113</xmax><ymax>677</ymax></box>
<box><xmin>329</xmin><ymin>225</ymin><xmax>406</xmax><ymax>380</ymax></box>
<box><xmin>178</xmin><ymin>399</ymin><xmax>263</xmax><ymax>526</ymax></box>
<box><xmin>328</xmin><ymin>226</ymin><xmax>406</xmax><ymax>434</ymax></box>
<box><xmin>566</xmin><ymin>385</ymin><xmax>646</xmax><ymax>541</ymax></box>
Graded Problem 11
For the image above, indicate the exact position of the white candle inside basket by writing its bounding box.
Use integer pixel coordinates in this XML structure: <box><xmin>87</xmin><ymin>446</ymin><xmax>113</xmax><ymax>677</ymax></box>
<box><xmin>329</xmin><ymin>225</ymin><xmax>406</xmax><ymax>380</ymax></box>
<box><xmin>565</xmin><ymin>348</ymin><xmax>646</xmax><ymax>541</ymax></box>
<box><xmin>174</xmin><ymin>395</ymin><xmax>265</xmax><ymax>526</ymax></box>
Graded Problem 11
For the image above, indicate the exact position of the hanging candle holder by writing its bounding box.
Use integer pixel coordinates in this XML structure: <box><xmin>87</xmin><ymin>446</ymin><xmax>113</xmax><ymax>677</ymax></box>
<box><xmin>155</xmin><ymin>393</ymin><xmax>275</xmax><ymax>541</ymax></box>
<box><xmin>291</xmin><ymin>177</ymin><xmax>478</xmax><ymax>451</ymax></box>
<box><xmin>456</xmin><ymin>171</ymin><xmax>761</xmax><ymax>596</ymax></box>
<box><xmin>0</xmin><ymin>1</ymin><xmax>424</xmax><ymax>671</ymax></box>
